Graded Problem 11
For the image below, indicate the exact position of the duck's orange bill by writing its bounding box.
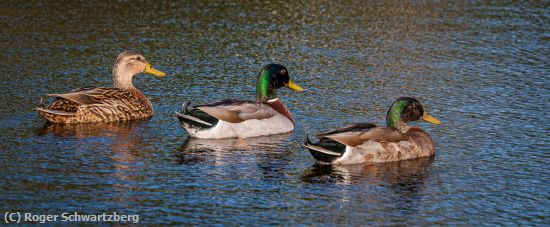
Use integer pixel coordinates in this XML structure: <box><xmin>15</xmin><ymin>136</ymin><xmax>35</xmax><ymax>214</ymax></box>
<box><xmin>144</xmin><ymin>63</ymin><xmax>166</xmax><ymax>77</ymax></box>
<box><xmin>422</xmin><ymin>112</ymin><xmax>442</xmax><ymax>125</ymax></box>
<box><xmin>287</xmin><ymin>80</ymin><xmax>304</xmax><ymax>92</ymax></box>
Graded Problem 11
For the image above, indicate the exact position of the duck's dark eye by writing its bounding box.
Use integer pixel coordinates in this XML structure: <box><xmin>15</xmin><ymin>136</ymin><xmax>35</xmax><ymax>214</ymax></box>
<box><xmin>280</xmin><ymin>69</ymin><xmax>286</xmax><ymax>75</ymax></box>
<box><xmin>136</xmin><ymin>57</ymin><xmax>141</xmax><ymax>61</ymax></box>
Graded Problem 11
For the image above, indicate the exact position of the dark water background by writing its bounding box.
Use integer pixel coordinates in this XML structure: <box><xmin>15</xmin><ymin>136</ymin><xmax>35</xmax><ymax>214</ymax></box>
<box><xmin>0</xmin><ymin>1</ymin><xmax>548</xmax><ymax>225</ymax></box>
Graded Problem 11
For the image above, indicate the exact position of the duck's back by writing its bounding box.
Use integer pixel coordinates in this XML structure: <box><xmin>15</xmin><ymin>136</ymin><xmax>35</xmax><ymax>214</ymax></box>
<box><xmin>347</xmin><ymin>127</ymin><xmax>435</xmax><ymax>164</ymax></box>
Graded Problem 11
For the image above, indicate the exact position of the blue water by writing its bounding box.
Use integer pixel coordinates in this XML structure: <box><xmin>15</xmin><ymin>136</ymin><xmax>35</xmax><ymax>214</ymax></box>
<box><xmin>0</xmin><ymin>1</ymin><xmax>548</xmax><ymax>225</ymax></box>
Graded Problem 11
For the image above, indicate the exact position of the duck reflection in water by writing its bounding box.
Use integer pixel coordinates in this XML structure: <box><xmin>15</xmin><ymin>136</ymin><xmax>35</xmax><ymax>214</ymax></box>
<box><xmin>37</xmin><ymin>120</ymin><xmax>153</xmax><ymax>206</ymax></box>
<box><xmin>38</xmin><ymin>119</ymin><xmax>147</xmax><ymax>138</ymax></box>
<box><xmin>302</xmin><ymin>156</ymin><xmax>433</xmax><ymax>219</ymax></box>
<box><xmin>302</xmin><ymin>156</ymin><xmax>434</xmax><ymax>219</ymax></box>
<box><xmin>37</xmin><ymin>120</ymin><xmax>152</xmax><ymax>182</ymax></box>
<box><xmin>303</xmin><ymin>156</ymin><xmax>433</xmax><ymax>186</ymax></box>
<box><xmin>177</xmin><ymin>133</ymin><xmax>292</xmax><ymax>165</ymax></box>
<box><xmin>177</xmin><ymin>133</ymin><xmax>297</xmax><ymax>185</ymax></box>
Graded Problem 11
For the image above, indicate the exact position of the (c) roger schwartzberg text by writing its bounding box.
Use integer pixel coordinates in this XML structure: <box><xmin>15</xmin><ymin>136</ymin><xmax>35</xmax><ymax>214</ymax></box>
<box><xmin>3</xmin><ymin>212</ymin><xmax>139</xmax><ymax>224</ymax></box>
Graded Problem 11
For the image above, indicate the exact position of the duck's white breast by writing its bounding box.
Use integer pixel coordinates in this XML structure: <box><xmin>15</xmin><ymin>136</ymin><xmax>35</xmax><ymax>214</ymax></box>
<box><xmin>189</xmin><ymin>114</ymin><xmax>294</xmax><ymax>139</ymax></box>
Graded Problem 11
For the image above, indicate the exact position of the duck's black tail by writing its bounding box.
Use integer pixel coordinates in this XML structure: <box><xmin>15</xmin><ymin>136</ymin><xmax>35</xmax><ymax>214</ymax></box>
<box><xmin>174</xmin><ymin>102</ymin><xmax>218</xmax><ymax>131</ymax></box>
<box><xmin>303</xmin><ymin>135</ymin><xmax>346</xmax><ymax>163</ymax></box>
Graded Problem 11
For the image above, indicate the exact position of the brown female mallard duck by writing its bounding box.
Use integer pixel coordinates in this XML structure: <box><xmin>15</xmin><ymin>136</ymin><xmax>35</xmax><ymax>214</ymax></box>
<box><xmin>303</xmin><ymin>97</ymin><xmax>442</xmax><ymax>164</ymax></box>
<box><xmin>36</xmin><ymin>51</ymin><xmax>166</xmax><ymax>123</ymax></box>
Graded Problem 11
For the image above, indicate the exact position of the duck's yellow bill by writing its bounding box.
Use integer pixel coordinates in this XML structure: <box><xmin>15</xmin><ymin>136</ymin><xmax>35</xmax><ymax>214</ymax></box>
<box><xmin>144</xmin><ymin>63</ymin><xmax>166</xmax><ymax>77</ymax></box>
<box><xmin>287</xmin><ymin>80</ymin><xmax>304</xmax><ymax>92</ymax></box>
<box><xmin>422</xmin><ymin>112</ymin><xmax>442</xmax><ymax>125</ymax></box>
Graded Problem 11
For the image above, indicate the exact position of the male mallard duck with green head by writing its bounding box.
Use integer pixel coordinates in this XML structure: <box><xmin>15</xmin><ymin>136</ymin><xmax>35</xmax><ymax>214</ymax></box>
<box><xmin>304</xmin><ymin>97</ymin><xmax>441</xmax><ymax>164</ymax></box>
<box><xmin>36</xmin><ymin>51</ymin><xmax>166</xmax><ymax>123</ymax></box>
<box><xmin>175</xmin><ymin>64</ymin><xmax>304</xmax><ymax>139</ymax></box>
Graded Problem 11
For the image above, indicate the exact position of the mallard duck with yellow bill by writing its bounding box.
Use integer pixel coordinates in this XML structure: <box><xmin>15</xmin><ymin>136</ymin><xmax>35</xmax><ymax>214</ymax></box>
<box><xmin>304</xmin><ymin>97</ymin><xmax>442</xmax><ymax>164</ymax></box>
<box><xmin>36</xmin><ymin>51</ymin><xmax>166</xmax><ymax>123</ymax></box>
<box><xmin>175</xmin><ymin>64</ymin><xmax>304</xmax><ymax>139</ymax></box>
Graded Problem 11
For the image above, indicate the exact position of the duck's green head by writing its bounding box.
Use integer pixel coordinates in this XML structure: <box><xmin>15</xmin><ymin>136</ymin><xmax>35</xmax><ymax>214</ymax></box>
<box><xmin>386</xmin><ymin>97</ymin><xmax>442</xmax><ymax>129</ymax></box>
<box><xmin>256</xmin><ymin>64</ymin><xmax>304</xmax><ymax>102</ymax></box>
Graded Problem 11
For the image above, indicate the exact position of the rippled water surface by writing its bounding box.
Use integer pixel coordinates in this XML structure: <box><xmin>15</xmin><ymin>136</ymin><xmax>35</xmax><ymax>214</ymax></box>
<box><xmin>1</xmin><ymin>1</ymin><xmax>548</xmax><ymax>225</ymax></box>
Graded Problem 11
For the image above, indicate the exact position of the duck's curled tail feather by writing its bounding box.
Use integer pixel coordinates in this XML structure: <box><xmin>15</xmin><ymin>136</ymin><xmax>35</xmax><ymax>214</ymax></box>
<box><xmin>175</xmin><ymin>102</ymin><xmax>218</xmax><ymax>133</ymax></box>
<box><xmin>303</xmin><ymin>135</ymin><xmax>346</xmax><ymax>163</ymax></box>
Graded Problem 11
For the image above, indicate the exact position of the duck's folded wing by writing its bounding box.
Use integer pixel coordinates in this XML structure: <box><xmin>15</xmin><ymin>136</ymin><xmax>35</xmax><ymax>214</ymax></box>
<box><xmin>48</xmin><ymin>87</ymin><xmax>130</xmax><ymax>105</ymax></box>
<box><xmin>318</xmin><ymin>123</ymin><xmax>409</xmax><ymax>146</ymax></box>
<box><xmin>69</xmin><ymin>86</ymin><xmax>97</xmax><ymax>93</ymax></box>
<box><xmin>195</xmin><ymin>99</ymin><xmax>277</xmax><ymax>123</ymax></box>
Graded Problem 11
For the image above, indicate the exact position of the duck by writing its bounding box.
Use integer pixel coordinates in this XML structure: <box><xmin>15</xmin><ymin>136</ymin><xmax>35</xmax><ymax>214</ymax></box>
<box><xmin>36</xmin><ymin>50</ymin><xmax>166</xmax><ymax>123</ymax></box>
<box><xmin>303</xmin><ymin>97</ymin><xmax>442</xmax><ymax>164</ymax></box>
<box><xmin>175</xmin><ymin>64</ymin><xmax>304</xmax><ymax>139</ymax></box>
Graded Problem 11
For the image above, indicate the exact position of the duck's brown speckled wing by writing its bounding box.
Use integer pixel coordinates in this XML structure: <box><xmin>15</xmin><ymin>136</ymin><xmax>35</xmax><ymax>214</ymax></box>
<box><xmin>69</xmin><ymin>86</ymin><xmax>97</xmax><ymax>93</ymax></box>
<box><xmin>318</xmin><ymin>123</ymin><xmax>409</xmax><ymax>147</ymax></box>
<box><xmin>45</xmin><ymin>86</ymin><xmax>95</xmax><ymax>112</ymax></box>
<box><xmin>48</xmin><ymin>87</ymin><xmax>131</xmax><ymax>106</ymax></box>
